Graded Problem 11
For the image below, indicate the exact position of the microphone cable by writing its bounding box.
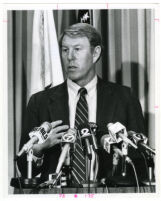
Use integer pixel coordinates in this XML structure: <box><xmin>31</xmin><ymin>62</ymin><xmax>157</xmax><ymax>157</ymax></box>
<box><xmin>101</xmin><ymin>178</ymin><xmax>109</xmax><ymax>193</ymax></box>
<box><xmin>88</xmin><ymin>158</ymin><xmax>91</xmax><ymax>193</ymax></box>
<box><xmin>14</xmin><ymin>158</ymin><xmax>24</xmax><ymax>194</ymax></box>
<box><xmin>128</xmin><ymin>159</ymin><xmax>140</xmax><ymax>193</ymax></box>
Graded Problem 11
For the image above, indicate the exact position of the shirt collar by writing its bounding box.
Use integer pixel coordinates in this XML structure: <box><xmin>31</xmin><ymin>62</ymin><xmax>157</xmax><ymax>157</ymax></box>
<box><xmin>85</xmin><ymin>75</ymin><xmax>97</xmax><ymax>94</ymax></box>
<box><xmin>67</xmin><ymin>78</ymin><xmax>80</xmax><ymax>96</ymax></box>
<box><xmin>67</xmin><ymin>75</ymin><xmax>97</xmax><ymax>95</ymax></box>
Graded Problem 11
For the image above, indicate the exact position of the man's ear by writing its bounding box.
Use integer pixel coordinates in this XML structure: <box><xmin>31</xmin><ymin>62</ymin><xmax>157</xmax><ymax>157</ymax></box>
<box><xmin>92</xmin><ymin>46</ymin><xmax>101</xmax><ymax>63</ymax></box>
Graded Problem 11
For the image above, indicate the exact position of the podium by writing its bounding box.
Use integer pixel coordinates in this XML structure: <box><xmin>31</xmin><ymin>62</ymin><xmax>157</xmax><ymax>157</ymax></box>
<box><xmin>13</xmin><ymin>186</ymin><xmax>155</xmax><ymax>194</ymax></box>
<box><xmin>11</xmin><ymin>176</ymin><xmax>156</xmax><ymax>194</ymax></box>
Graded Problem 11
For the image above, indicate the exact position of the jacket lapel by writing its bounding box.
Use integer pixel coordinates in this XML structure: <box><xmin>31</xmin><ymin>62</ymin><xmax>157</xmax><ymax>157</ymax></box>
<box><xmin>47</xmin><ymin>78</ymin><xmax>117</xmax><ymax>129</ymax></box>
<box><xmin>48</xmin><ymin>81</ymin><xmax>69</xmax><ymax>125</ymax></box>
<box><xmin>97</xmin><ymin>78</ymin><xmax>117</xmax><ymax>130</ymax></box>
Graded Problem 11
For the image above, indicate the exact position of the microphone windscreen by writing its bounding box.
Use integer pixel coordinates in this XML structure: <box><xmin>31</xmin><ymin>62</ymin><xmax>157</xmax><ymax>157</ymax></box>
<box><xmin>88</xmin><ymin>122</ymin><xmax>98</xmax><ymax>133</ymax></box>
<box><xmin>100</xmin><ymin>135</ymin><xmax>109</xmax><ymax>147</ymax></box>
<box><xmin>106</xmin><ymin>123</ymin><xmax>114</xmax><ymax>130</ymax></box>
<box><xmin>78</xmin><ymin>123</ymin><xmax>91</xmax><ymax>138</ymax></box>
<box><xmin>61</xmin><ymin>128</ymin><xmax>77</xmax><ymax>144</ymax></box>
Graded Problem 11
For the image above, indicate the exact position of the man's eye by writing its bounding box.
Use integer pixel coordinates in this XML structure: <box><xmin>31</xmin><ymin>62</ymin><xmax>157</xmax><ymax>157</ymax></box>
<box><xmin>62</xmin><ymin>48</ymin><xmax>68</xmax><ymax>53</ymax></box>
<box><xmin>75</xmin><ymin>47</ymin><xmax>80</xmax><ymax>51</ymax></box>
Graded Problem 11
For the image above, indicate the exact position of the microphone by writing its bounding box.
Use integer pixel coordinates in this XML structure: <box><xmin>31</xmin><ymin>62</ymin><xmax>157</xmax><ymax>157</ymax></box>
<box><xmin>121</xmin><ymin>141</ymin><xmax>128</xmax><ymax>176</ymax></box>
<box><xmin>107</xmin><ymin>122</ymin><xmax>137</xmax><ymax>149</ymax></box>
<box><xmin>112</xmin><ymin>151</ymin><xmax>119</xmax><ymax>176</ymax></box>
<box><xmin>78</xmin><ymin>123</ymin><xmax>99</xmax><ymax>180</ymax></box>
<box><xmin>55</xmin><ymin>128</ymin><xmax>76</xmax><ymax>174</ymax></box>
<box><xmin>88</xmin><ymin>122</ymin><xmax>98</xmax><ymax>151</ymax></box>
<box><xmin>88</xmin><ymin>122</ymin><xmax>97</xmax><ymax>133</ymax></box>
<box><xmin>100</xmin><ymin>134</ymin><xmax>130</xmax><ymax>176</ymax></box>
<box><xmin>107</xmin><ymin>122</ymin><xmax>133</xmax><ymax>177</ymax></box>
<box><xmin>100</xmin><ymin>134</ymin><xmax>117</xmax><ymax>154</ymax></box>
<box><xmin>100</xmin><ymin>133</ymin><xmax>132</xmax><ymax>177</ymax></box>
<box><xmin>17</xmin><ymin>122</ymin><xmax>52</xmax><ymax>158</ymax></box>
<box><xmin>78</xmin><ymin>124</ymin><xmax>93</xmax><ymax>160</ymax></box>
<box><xmin>113</xmin><ymin>146</ymin><xmax>132</xmax><ymax>164</ymax></box>
<box><xmin>88</xmin><ymin>122</ymin><xmax>99</xmax><ymax>181</ymax></box>
<box><xmin>128</xmin><ymin>131</ymin><xmax>155</xmax><ymax>155</ymax></box>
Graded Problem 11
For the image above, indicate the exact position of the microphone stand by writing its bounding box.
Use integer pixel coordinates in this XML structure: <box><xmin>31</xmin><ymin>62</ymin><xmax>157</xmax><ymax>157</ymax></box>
<box><xmin>106</xmin><ymin>147</ymin><xmax>137</xmax><ymax>187</ymax></box>
<box><xmin>10</xmin><ymin>148</ymin><xmax>41</xmax><ymax>189</ymax></box>
<box><xmin>27</xmin><ymin>149</ymin><xmax>33</xmax><ymax>179</ymax></box>
<box><xmin>106</xmin><ymin>162</ymin><xmax>138</xmax><ymax>187</ymax></box>
<box><xmin>87</xmin><ymin>152</ymin><xmax>92</xmax><ymax>193</ymax></box>
<box><xmin>39</xmin><ymin>171</ymin><xmax>63</xmax><ymax>189</ymax></box>
<box><xmin>23</xmin><ymin>149</ymin><xmax>41</xmax><ymax>187</ymax></box>
<box><xmin>82</xmin><ymin>144</ymin><xmax>92</xmax><ymax>189</ymax></box>
<box><xmin>106</xmin><ymin>123</ymin><xmax>137</xmax><ymax>187</ymax></box>
<box><xmin>141</xmin><ymin>152</ymin><xmax>155</xmax><ymax>187</ymax></box>
<box><xmin>82</xmin><ymin>150</ymin><xmax>99</xmax><ymax>189</ymax></box>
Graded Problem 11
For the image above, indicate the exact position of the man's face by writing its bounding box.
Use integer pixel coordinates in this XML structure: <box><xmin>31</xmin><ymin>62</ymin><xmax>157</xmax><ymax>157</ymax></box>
<box><xmin>61</xmin><ymin>35</ymin><xmax>95</xmax><ymax>86</ymax></box>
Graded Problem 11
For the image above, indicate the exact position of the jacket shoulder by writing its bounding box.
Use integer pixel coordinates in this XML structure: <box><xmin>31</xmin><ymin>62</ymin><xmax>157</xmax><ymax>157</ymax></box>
<box><xmin>31</xmin><ymin>81</ymin><xmax>66</xmax><ymax>97</ymax></box>
<box><xmin>100</xmin><ymin>79</ymin><xmax>132</xmax><ymax>97</ymax></box>
<box><xmin>28</xmin><ymin>81</ymin><xmax>67</xmax><ymax>104</ymax></box>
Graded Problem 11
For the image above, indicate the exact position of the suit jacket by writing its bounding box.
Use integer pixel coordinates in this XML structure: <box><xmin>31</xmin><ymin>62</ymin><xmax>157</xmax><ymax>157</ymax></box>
<box><xmin>18</xmin><ymin>78</ymin><xmax>145</xmax><ymax>181</ymax></box>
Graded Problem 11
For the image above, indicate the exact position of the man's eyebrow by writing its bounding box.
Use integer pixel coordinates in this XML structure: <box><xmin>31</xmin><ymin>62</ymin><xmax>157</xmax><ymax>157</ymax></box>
<box><xmin>61</xmin><ymin>44</ymin><xmax>82</xmax><ymax>48</ymax></box>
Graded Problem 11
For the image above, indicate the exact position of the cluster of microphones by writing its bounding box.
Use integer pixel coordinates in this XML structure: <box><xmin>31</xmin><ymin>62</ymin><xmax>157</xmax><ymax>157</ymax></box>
<box><xmin>16</xmin><ymin>121</ymin><xmax>155</xmax><ymax>187</ymax></box>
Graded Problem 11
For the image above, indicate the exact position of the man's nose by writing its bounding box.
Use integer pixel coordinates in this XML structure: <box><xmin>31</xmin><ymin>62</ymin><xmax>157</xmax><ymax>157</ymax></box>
<box><xmin>67</xmin><ymin>49</ymin><xmax>75</xmax><ymax>61</ymax></box>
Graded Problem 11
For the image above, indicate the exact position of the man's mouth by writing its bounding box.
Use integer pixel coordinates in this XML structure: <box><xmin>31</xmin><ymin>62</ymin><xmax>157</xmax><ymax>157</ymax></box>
<box><xmin>68</xmin><ymin>66</ymin><xmax>77</xmax><ymax>70</ymax></box>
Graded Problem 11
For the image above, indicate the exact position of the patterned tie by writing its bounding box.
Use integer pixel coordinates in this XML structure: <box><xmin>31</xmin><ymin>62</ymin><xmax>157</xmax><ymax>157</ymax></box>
<box><xmin>72</xmin><ymin>87</ymin><xmax>88</xmax><ymax>184</ymax></box>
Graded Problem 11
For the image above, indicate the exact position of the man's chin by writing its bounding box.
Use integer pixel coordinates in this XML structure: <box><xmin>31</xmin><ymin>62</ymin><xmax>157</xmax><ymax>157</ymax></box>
<box><xmin>67</xmin><ymin>73</ymin><xmax>79</xmax><ymax>82</ymax></box>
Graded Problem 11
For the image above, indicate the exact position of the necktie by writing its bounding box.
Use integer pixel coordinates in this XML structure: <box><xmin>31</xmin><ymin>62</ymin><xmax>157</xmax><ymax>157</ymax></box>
<box><xmin>72</xmin><ymin>88</ymin><xmax>88</xmax><ymax>184</ymax></box>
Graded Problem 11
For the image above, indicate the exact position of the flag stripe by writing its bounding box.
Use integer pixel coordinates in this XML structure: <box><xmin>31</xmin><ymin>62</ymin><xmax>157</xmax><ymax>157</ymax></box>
<box><xmin>30</xmin><ymin>10</ymin><xmax>64</xmax><ymax>98</ymax></box>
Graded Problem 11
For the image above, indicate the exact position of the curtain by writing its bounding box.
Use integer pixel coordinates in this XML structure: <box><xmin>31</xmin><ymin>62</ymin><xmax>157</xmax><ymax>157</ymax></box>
<box><xmin>8</xmin><ymin>9</ymin><xmax>155</xmax><ymax>193</ymax></box>
<box><xmin>93</xmin><ymin>9</ymin><xmax>155</xmax><ymax>141</ymax></box>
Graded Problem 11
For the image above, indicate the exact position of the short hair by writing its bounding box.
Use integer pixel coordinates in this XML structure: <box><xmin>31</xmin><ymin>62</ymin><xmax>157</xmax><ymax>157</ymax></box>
<box><xmin>59</xmin><ymin>23</ymin><xmax>103</xmax><ymax>51</ymax></box>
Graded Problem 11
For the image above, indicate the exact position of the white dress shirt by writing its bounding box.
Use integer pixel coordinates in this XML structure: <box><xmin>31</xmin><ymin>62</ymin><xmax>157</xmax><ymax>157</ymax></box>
<box><xmin>67</xmin><ymin>76</ymin><xmax>98</xmax><ymax>180</ymax></box>
<box><xmin>67</xmin><ymin>76</ymin><xmax>97</xmax><ymax>128</ymax></box>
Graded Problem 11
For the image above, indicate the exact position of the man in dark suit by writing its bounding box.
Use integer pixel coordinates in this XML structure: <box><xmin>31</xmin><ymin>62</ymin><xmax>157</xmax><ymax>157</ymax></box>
<box><xmin>18</xmin><ymin>23</ymin><xmax>145</xmax><ymax>184</ymax></box>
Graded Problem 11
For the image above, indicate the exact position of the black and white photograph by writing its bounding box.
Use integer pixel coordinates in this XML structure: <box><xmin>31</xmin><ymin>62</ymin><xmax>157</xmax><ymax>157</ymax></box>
<box><xmin>4</xmin><ymin>5</ymin><xmax>159</xmax><ymax>197</ymax></box>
